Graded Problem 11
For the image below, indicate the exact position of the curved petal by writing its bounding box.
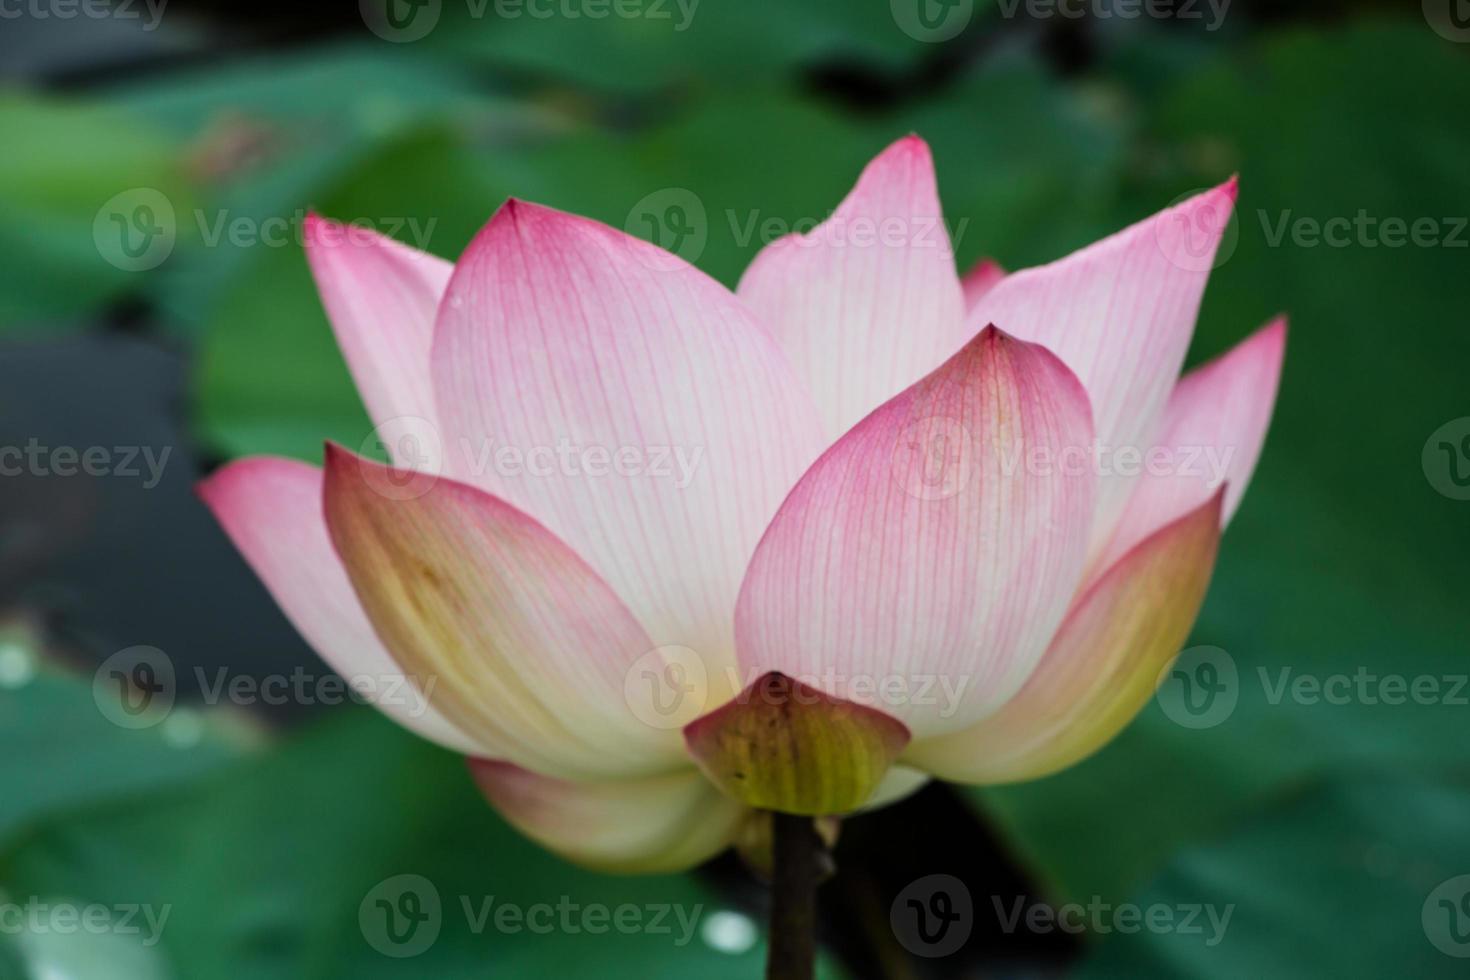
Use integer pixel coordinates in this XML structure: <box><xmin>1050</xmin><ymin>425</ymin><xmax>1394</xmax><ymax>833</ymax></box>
<box><xmin>430</xmin><ymin>199</ymin><xmax>825</xmax><ymax>702</ymax></box>
<box><xmin>968</xmin><ymin>181</ymin><xmax>1239</xmax><ymax>549</ymax></box>
<box><xmin>960</xmin><ymin>258</ymin><xmax>1005</xmax><ymax>315</ymax></box>
<box><xmin>303</xmin><ymin>214</ymin><xmax>452</xmax><ymax>463</ymax></box>
<box><xmin>736</xmin><ymin>136</ymin><xmax>968</xmax><ymax>439</ymax></box>
<box><xmin>321</xmin><ymin>444</ymin><xmax>686</xmax><ymax>781</ymax></box>
<box><xmin>467</xmin><ymin>760</ymin><xmax>743</xmax><ymax>874</ymax></box>
<box><xmin>1094</xmin><ymin>317</ymin><xmax>1285</xmax><ymax>576</ymax></box>
<box><xmin>906</xmin><ymin>491</ymin><xmax>1223</xmax><ymax>784</ymax></box>
<box><xmin>863</xmin><ymin>764</ymin><xmax>930</xmax><ymax>812</ymax></box>
<box><xmin>734</xmin><ymin>326</ymin><xmax>1096</xmax><ymax>738</ymax></box>
<box><xmin>197</xmin><ymin>457</ymin><xmax>481</xmax><ymax>755</ymax></box>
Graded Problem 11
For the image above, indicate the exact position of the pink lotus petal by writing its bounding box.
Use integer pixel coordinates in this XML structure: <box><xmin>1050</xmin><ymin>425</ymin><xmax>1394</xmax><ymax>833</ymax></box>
<box><xmin>304</xmin><ymin>214</ymin><xmax>451</xmax><ymax>463</ymax></box>
<box><xmin>907</xmin><ymin>491</ymin><xmax>1222</xmax><ymax>783</ymax></box>
<box><xmin>468</xmin><ymin>759</ymin><xmax>744</xmax><ymax>874</ymax></box>
<box><xmin>737</xmin><ymin>136</ymin><xmax>968</xmax><ymax>439</ymax></box>
<box><xmin>734</xmin><ymin>326</ymin><xmax>1096</xmax><ymax>738</ymax></box>
<box><xmin>430</xmin><ymin>199</ymin><xmax>826</xmax><ymax>701</ymax></box>
<box><xmin>322</xmin><ymin>444</ymin><xmax>688</xmax><ymax>781</ymax></box>
<box><xmin>1094</xmin><ymin>317</ymin><xmax>1285</xmax><ymax>577</ymax></box>
<box><xmin>968</xmin><ymin>180</ymin><xmax>1239</xmax><ymax>552</ymax></box>
<box><xmin>198</xmin><ymin>456</ymin><xmax>480</xmax><ymax>755</ymax></box>
<box><xmin>960</xmin><ymin>257</ymin><xmax>1005</xmax><ymax>314</ymax></box>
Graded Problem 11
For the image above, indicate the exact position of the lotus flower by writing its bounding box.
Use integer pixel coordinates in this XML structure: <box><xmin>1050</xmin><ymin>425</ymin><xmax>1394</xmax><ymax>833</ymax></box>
<box><xmin>200</xmin><ymin>137</ymin><xmax>1284</xmax><ymax>874</ymax></box>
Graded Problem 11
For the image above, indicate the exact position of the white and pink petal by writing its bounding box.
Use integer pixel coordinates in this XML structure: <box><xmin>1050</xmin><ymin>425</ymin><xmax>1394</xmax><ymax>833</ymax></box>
<box><xmin>197</xmin><ymin>456</ymin><xmax>480</xmax><ymax>755</ymax></box>
<box><xmin>430</xmin><ymin>200</ymin><xmax>826</xmax><ymax>703</ymax></box>
<box><xmin>734</xmin><ymin>326</ymin><xmax>1096</xmax><ymax>738</ymax></box>
<box><xmin>737</xmin><ymin>137</ymin><xmax>969</xmax><ymax>439</ymax></box>
<box><xmin>322</xmin><ymin>445</ymin><xmax>687</xmax><ymax>781</ymax></box>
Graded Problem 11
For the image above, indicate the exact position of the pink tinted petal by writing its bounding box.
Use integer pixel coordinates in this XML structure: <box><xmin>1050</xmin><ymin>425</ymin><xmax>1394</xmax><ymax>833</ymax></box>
<box><xmin>468</xmin><ymin>760</ymin><xmax>743</xmax><ymax>874</ymax></box>
<box><xmin>907</xmin><ymin>492</ymin><xmax>1222</xmax><ymax>784</ymax></box>
<box><xmin>960</xmin><ymin>258</ymin><xmax>1005</xmax><ymax>315</ymax></box>
<box><xmin>968</xmin><ymin>181</ymin><xmax>1239</xmax><ymax>549</ymax></box>
<box><xmin>734</xmin><ymin>326</ymin><xmax>1096</xmax><ymax>738</ymax></box>
<box><xmin>431</xmin><ymin>200</ymin><xmax>825</xmax><ymax>700</ymax></box>
<box><xmin>322</xmin><ymin>444</ymin><xmax>686</xmax><ymax>780</ymax></box>
<box><xmin>304</xmin><ymin>214</ymin><xmax>451</xmax><ymax>462</ymax></box>
<box><xmin>737</xmin><ymin>136</ymin><xmax>968</xmax><ymax>439</ymax></box>
<box><xmin>1094</xmin><ymin>317</ymin><xmax>1285</xmax><ymax>577</ymax></box>
<box><xmin>197</xmin><ymin>457</ymin><xmax>480</xmax><ymax>755</ymax></box>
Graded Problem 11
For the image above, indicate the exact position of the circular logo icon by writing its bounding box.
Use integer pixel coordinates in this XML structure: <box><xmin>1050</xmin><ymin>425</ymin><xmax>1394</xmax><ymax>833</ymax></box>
<box><xmin>624</xmin><ymin>188</ymin><xmax>708</xmax><ymax>271</ymax></box>
<box><xmin>1424</xmin><ymin>0</ymin><xmax>1470</xmax><ymax>42</ymax></box>
<box><xmin>891</xmin><ymin>416</ymin><xmax>973</xmax><ymax>501</ymax></box>
<box><xmin>360</xmin><ymin>0</ymin><xmax>441</xmax><ymax>42</ymax></box>
<box><xmin>891</xmin><ymin>874</ymin><xmax>973</xmax><ymax>957</ymax></box>
<box><xmin>93</xmin><ymin>646</ymin><xmax>176</xmax><ymax>729</ymax></box>
<box><xmin>1155</xmin><ymin>645</ymin><xmax>1238</xmax><ymax>729</ymax></box>
<box><xmin>1154</xmin><ymin>187</ymin><xmax>1239</xmax><ymax>273</ymax></box>
<box><xmin>1424</xmin><ymin>875</ymin><xmax>1470</xmax><ymax>957</ymax></box>
<box><xmin>94</xmin><ymin>188</ymin><xmax>176</xmax><ymax>272</ymax></box>
<box><xmin>360</xmin><ymin>874</ymin><xmax>441</xmax><ymax>958</ymax></box>
<box><xmin>358</xmin><ymin>415</ymin><xmax>443</xmax><ymax>501</ymax></box>
<box><xmin>1423</xmin><ymin>417</ymin><xmax>1470</xmax><ymax>501</ymax></box>
<box><xmin>624</xmin><ymin>645</ymin><xmax>708</xmax><ymax>730</ymax></box>
<box><xmin>890</xmin><ymin>0</ymin><xmax>974</xmax><ymax>42</ymax></box>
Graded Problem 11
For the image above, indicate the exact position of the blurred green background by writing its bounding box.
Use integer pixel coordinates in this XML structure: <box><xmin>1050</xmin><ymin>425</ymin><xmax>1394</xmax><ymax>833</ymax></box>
<box><xmin>1</xmin><ymin>2</ymin><xmax>1468</xmax><ymax>977</ymax></box>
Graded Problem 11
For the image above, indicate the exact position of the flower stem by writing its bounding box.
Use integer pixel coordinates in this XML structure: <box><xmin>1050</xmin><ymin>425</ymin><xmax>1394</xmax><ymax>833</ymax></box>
<box><xmin>766</xmin><ymin>811</ymin><xmax>821</xmax><ymax>980</ymax></box>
